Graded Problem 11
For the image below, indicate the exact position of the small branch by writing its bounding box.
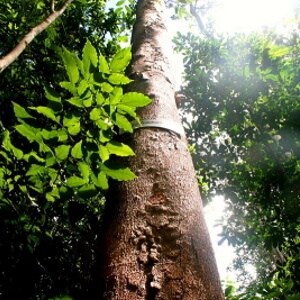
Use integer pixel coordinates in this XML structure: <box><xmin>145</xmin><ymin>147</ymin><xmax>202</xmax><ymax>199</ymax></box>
<box><xmin>0</xmin><ymin>0</ymin><xmax>74</xmax><ymax>73</ymax></box>
<box><xmin>51</xmin><ymin>0</ymin><xmax>56</xmax><ymax>12</ymax></box>
<box><xmin>189</xmin><ymin>3</ymin><xmax>214</xmax><ymax>39</ymax></box>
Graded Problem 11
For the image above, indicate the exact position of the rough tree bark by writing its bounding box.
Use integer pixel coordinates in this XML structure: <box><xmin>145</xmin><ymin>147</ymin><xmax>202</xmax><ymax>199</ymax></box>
<box><xmin>100</xmin><ymin>0</ymin><xmax>224</xmax><ymax>299</ymax></box>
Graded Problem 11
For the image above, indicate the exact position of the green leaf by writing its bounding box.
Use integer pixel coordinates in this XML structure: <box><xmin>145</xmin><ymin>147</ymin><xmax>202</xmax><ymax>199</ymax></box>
<box><xmin>100</xmin><ymin>82</ymin><xmax>114</xmax><ymax>93</ymax></box>
<box><xmin>60</xmin><ymin>81</ymin><xmax>77</xmax><ymax>94</ymax></box>
<box><xmin>57</xmin><ymin>129</ymin><xmax>69</xmax><ymax>142</ymax></box>
<box><xmin>23</xmin><ymin>152</ymin><xmax>44</xmax><ymax>163</ymax></box>
<box><xmin>98</xmin><ymin>171</ymin><xmax>109</xmax><ymax>190</ymax></box>
<box><xmin>96</xmin><ymin>92</ymin><xmax>106</xmax><ymax>105</ymax></box>
<box><xmin>29</xmin><ymin>106</ymin><xmax>60</xmax><ymax>123</ymax></box>
<box><xmin>45</xmin><ymin>156</ymin><xmax>56</xmax><ymax>167</ymax></box>
<box><xmin>55</xmin><ymin>145</ymin><xmax>71</xmax><ymax>161</ymax></box>
<box><xmin>90</xmin><ymin>108</ymin><xmax>101</xmax><ymax>121</ymax></box>
<box><xmin>99</xmin><ymin>55</ymin><xmax>110</xmax><ymax>74</ymax></box>
<box><xmin>117</xmin><ymin>104</ymin><xmax>138</xmax><ymax>118</ymax></box>
<box><xmin>99</xmin><ymin>144</ymin><xmax>110</xmax><ymax>162</ymax></box>
<box><xmin>62</xmin><ymin>46</ymin><xmax>80</xmax><ymax>84</ymax></box>
<box><xmin>91</xmin><ymin>171</ymin><xmax>109</xmax><ymax>190</ymax></box>
<box><xmin>116</xmin><ymin>0</ymin><xmax>125</xmax><ymax>6</ymax></box>
<box><xmin>269</xmin><ymin>46</ymin><xmax>290</xmax><ymax>59</ymax></box>
<box><xmin>115</xmin><ymin>113</ymin><xmax>133</xmax><ymax>133</ymax></box>
<box><xmin>77</xmin><ymin>79</ymin><xmax>89</xmax><ymax>96</ymax></box>
<box><xmin>83</xmin><ymin>96</ymin><xmax>92</xmax><ymax>107</ymax></box>
<box><xmin>117</xmin><ymin>35</ymin><xmax>129</xmax><ymax>43</ymax></box>
<box><xmin>121</xmin><ymin>92</ymin><xmax>152</xmax><ymax>107</ymax></box>
<box><xmin>96</xmin><ymin>119</ymin><xmax>110</xmax><ymax>130</ymax></box>
<box><xmin>12</xmin><ymin>102</ymin><xmax>34</xmax><ymax>119</ymax></box>
<box><xmin>12</xmin><ymin>145</ymin><xmax>23</xmax><ymax>159</ymax></box>
<box><xmin>46</xmin><ymin>191</ymin><xmax>56</xmax><ymax>202</ymax></box>
<box><xmin>115</xmin><ymin>7</ymin><xmax>122</xmax><ymax>14</ymax></box>
<box><xmin>2</xmin><ymin>130</ymin><xmax>23</xmax><ymax>159</ymax></box>
<box><xmin>37</xmin><ymin>1</ymin><xmax>45</xmax><ymax>9</ymax></box>
<box><xmin>44</xmin><ymin>85</ymin><xmax>62</xmax><ymax>111</ymax></box>
<box><xmin>78</xmin><ymin>162</ymin><xmax>89</xmax><ymax>181</ymax></box>
<box><xmin>75</xmin><ymin>56</ymin><xmax>85</xmax><ymax>77</ymax></box>
<box><xmin>68</xmin><ymin>122</ymin><xmax>80</xmax><ymax>135</ymax></box>
<box><xmin>99</xmin><ymin>130</ymin><xmax>112</xmax><ymax>143</ymax></box>
<box><xmin>63</xmin><ymin>113</ymin><xmax>80</xmax><ymax>127</ymax></box>
<box><xmin>39</xmin><ymin>142</ymin><xmax>53</xmax><ymax>154</ymax></box>
<box><xmin>101</xmin><ymin>161</ymin><xmax>136</xmax><ymax>181</ymax></box>
<box><xmin>110</xmin><ymin>87</ymin><xmax>123</xmax><ymax>105</ymax></box>
<box><xmin>26</xmin><ymin>164</ymin><xmax>46</xmax><ymax>176</ymax></box>
<box><xmin>83</xmin><ymin>40</ymin><xmax>98</xmax><ymax>70</ymax></box>
<box><xmin>67</xmin><ymin>97</ymin><xmax>83</xmax><ymax>107</ymax></box>
<box><xmin>0</xmin><ymin>151</ymin><xmax>11</xmax><ymax>162</ymax></box>
<box><xmin>48</xmin><ymin>168</ymin><xmax>59</xmax><ymax>184</ymax></box>
<box><xmin>41</xmin><ymin>129</ymin><xmax>58</xmax><ymax>140</ymax></box>
<box><xmin>27</xmin><ymin>180</ymin><xmax>43</xmax><ymax>193</ymax></box>
<box><xmin>15</xmin><ymin>124</ymin><xmax>38</xmax><ymax>142</ymax></box>
<box><xmin>264</xmin><ymin>291</ymin><xmax>282</xmax><ymax>299</ymax></box>
<box><xmin>110</xmin><ymin>47</ymin><xmax>132</xmax><ymax>72</ymax></box>
<box><xmin>66</xmin><ymin>176</ymin><xmax>86</xmax><ymax>188</ymax></box>
<box><xmin>106</xmin><ymin>141</ymin><xmax>135</xmax><ymax>157</ymax></box>
<box><xmin>2</xmin><ymin>131</ymin><xmax>10</xmax><ymax>150</ymax></box>
<box><xmin>108</xmin><ymin>73</ymin><xmax>133</xmax><ymax>85</ymax></box>
<box><xmin>71</xmin><ymin>140</ymin><xmax>83</xmax><ymax>159</ymax></box>
<box><xmin>77</xmin><ymin>184</ymin><xmax>99</xmax><ymax>198</ymax></box>
<box><xmin>264</xmin><ymin>73</ymin><xmax>278</xmax><ymax>82</ymax></box>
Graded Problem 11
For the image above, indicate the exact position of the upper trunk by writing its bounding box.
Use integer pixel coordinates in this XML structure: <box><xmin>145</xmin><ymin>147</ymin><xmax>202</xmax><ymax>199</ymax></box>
<box><xmin>99</xmin><ymin>0</ymin><xmax>224</xmax><ymax>299</ymax></box>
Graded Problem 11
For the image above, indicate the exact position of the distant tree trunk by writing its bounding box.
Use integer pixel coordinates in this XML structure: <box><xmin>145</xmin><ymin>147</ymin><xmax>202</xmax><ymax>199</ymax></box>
<box><xmin>100</xmin><ymin>0</ymin><xmax>224</xmax><ymax>299</ymax></box>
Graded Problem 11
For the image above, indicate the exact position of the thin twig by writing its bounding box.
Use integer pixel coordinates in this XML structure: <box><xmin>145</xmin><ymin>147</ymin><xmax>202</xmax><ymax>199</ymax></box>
<box><xmin>51</xmin><ymin>0</ymin><xmax>56</xmax><ymax>12</ymax></box>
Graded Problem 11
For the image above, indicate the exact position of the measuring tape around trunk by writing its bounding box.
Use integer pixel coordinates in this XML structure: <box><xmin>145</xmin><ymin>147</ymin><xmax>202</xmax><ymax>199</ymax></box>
<box><xmin>131</xmin><ymin>118</ymin><xmax>185</xmax><ymax>136</ymax></box>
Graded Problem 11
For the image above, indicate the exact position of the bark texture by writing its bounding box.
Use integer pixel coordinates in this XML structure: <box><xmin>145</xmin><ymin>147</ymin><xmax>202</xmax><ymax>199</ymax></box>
<box><xmin>100</xmin><ymin>0</ymin><xmax>224</xmax><ymax>299</ymax></box>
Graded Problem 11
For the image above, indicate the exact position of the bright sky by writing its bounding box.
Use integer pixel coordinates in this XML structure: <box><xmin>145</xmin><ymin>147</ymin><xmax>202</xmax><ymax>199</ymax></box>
<box><xmin>210</xmin><ymin>0</ymin><xmax>298</xmax><ymax>33</ymax></box>
<box><xmin>203</xmin><ymin>196</ymin><xmax>235</xmax><ymax>282</ymax></box>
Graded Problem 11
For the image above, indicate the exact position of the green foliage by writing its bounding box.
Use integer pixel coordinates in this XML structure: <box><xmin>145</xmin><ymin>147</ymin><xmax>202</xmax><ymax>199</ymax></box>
<box><xmin>175</xmin><ymin>27</ymin><xmax>300</xmax><ymax>298</ymax></box>
<box><xmin>0</xmin><ymin>39</ymin><xmax>151</xmax><ymax>298</ymax></box>
<box><xmin>0</xmin><ymin>0</ymin><xmax>140</xmax><ymax>297</ymax></box>
<box><xmin>1</xmin><ymin>39</ymin><xmax>150</xmax><ymax>223</ymax></box>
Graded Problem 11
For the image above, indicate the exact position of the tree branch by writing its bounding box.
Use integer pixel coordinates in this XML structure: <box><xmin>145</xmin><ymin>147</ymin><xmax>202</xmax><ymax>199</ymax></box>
<box><xmin>0</xmin><ymin>0</ymin><xmax>74</xmax><ymax>73</ymax></box>
<box><xmin>189</xmin><ymin>3</ymin><xmax>214</xmax><ymax>39</ymax></box>
<box><xmin>51</xmin><ymin>0</ymin><xmax>56</xmax><ymax>12</ymax></box>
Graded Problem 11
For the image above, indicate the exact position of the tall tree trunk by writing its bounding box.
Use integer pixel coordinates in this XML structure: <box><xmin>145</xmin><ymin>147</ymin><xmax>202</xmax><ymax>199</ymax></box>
<box><xmin>100</xmin><ymin>0</ymin><xmax>224</xmax><ymax>299</ymax></box>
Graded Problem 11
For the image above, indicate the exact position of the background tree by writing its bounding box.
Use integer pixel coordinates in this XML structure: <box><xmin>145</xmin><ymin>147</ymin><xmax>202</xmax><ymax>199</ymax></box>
<box><xmin>174</xmin><ymin>20</ymin><xmax>300</xmax><ymax>299</ymax></box>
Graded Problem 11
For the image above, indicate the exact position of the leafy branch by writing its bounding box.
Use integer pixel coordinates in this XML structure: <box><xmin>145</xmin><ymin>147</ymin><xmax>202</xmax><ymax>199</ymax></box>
<box><xmin>1</xmin><ymin>40</ymin><xmax>151</xmax><ymax>205</ymax></box>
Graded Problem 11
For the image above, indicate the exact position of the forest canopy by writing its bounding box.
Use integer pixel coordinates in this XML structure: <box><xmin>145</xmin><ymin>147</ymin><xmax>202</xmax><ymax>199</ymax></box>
<box><xmin>1</xmin><ymin>0</ymin><xmax>300</xmax><ymax>299</ymax></box>
<box><xmin>174</xmin><ymin>5</ymin><xmax>300</xmax><ymax>297</ymax></box>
